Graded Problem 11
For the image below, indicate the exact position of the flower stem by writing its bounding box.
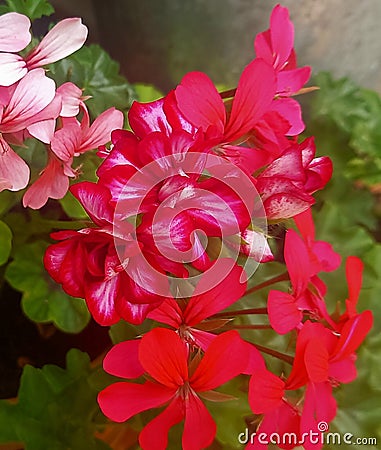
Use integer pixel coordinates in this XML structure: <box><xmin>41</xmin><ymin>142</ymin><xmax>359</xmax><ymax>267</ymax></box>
<box><xmin>253</xmin><ymin>343</ymin><xmax>294</xmax><ymax>365</ymax></box>
<box><xmin>245</xmin><ymin>271</ymin><xmax>289</xmax><ymax>296</ymax></box>
<box><xmin>212</xmin><ymin>307</ymin><xmax>268</xmax><ymax>319</ymax></box>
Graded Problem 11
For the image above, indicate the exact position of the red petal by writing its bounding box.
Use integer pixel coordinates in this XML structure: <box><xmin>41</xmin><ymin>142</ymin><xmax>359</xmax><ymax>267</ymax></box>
<box><xmin>103</xmin><ymin>339</ymin><xmax>144</xmax><ymax>379</ymax></box>
<box><xmin>85</xmin><ymin>275</ymin><xmax>120</xmax><ymax>326</ymax></box>
<box><xmin>139</xmin><ymin>328</ymin><xmax>188</xmax><ymax>388</ymax></box>
<box><xmin>190</xmin><ymin>330</ymin><xmax>248</xmax><ymax>391</ymax></box>
<box><xmin>284</xmin><ymin>229</ymin><xmax>313</xmax><ymax>297</ymax></box>
<box><xmin>249</xmin><ymin>369</ymin><xmax>285</xmax><ymax>414</ymax></box>
<box><xmin>277</xmin><ymin>67</ymin><xmax>311</xmax><ymax>96</ymax></box>
<box><xmin>332</xmin><ymin>311</ymin><xmax>373</xmax><ymax>360</ymax></box>
<box><xmin>268</xmin><ymin>290</ymin><xmax>302</xmax><ymax>335</ymax></box>
<box><xmin>304</xmin><ymin>339</ymin><xmax>329</xmax><ymax>383</ymax></box>
<box><xmin>139</xmin><ymin>396</ymin><xmax>184</xmax><ymax>450</ymax></box>
<box><xmin>345</xmin><ymin>256</ymin><xmax>363</xmax><ymax>313</ymax></box>
<box><xmin>225</xmin><ymin>59</ymin><xmax>276</xmax><ymax>141</ymax></box>
<box><xmin>147</xmin><ymin>298</ymin><xmax>183</xmax><ymax>328</ymax></box>
<box><xmin>270</xmin><ymin>97</ymin><xmax>304</xmax><ymax>135</ymax></box>
<box><xmin>182</xmin><ymin>391</ymin><xmax>216</xmax><ymax>450</ymax></box>
<box><xmin>98</xmin><ymin>381</ymin><xmax>175</xmax><ymax>423</ymax></box>
<box><xmin>175</xmin><ymin>71</ymin><xmax>226</xmax><ymax>134</ymax></box>
<box><xmin>241</xmin><ymin>340</ymin><xmax>266</xmax><ymax>374</ymax></box>
<box><xmin>184</xmin><ymin>259</ymin><xmax>246</xmax><ymax>325</ymax></box>
<box><xmin>70</xmin><ymin>181</ymin><xmax>113</xmax><ymax>225</ymax></box>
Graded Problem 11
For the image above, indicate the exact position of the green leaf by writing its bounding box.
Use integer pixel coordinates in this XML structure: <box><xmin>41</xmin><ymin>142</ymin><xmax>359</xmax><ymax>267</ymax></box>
<box><xmin>59</xmin><ymin>191</ymin><xmax>88</xmax><ymax>219</ymax></box>
<box><xmin>49</xmin><ymin>44</ymin><xmax>134</xmax><ymax>118</ymax></box>
<box><xmin>5</xmin><ymin>241</ymin><xmax>90</xmax><ymax>333</ymax></box>
<box><xmin>0</xmin><ymin>349</ymin><xmax>111</xmax><ymax>450</ymax></box>
<box><xmin>2</xmin><ymin>0</ymin><xmax>54</xmax><ymax>20</ymax></box>
<box><xmin>133</xmin><ymin>83</ymin><xmax>163</xmax><ymax>102</ymax></box>
<box><xmin>0</xmin><ymin>220</ymin><xmax>12</xmax><ymax>266</ymax></box>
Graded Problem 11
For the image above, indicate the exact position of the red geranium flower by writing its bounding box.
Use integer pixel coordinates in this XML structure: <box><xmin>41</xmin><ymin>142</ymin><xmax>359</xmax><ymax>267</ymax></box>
<box><xmin>98</xmin><ymin>328</ymin><xmax>249</xmax><ymax>450</ymax></box>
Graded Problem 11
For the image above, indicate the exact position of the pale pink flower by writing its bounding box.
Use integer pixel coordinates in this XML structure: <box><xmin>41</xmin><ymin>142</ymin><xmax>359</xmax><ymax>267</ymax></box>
<box><xmin>0</xmin><ymin>17</ymin><xmax>87</xmax><ymax>86</ymax></box>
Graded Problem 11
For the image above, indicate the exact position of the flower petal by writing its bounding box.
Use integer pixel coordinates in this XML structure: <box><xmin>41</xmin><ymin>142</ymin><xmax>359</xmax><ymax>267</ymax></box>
<box><xmin>98</xmin><ymin>381</ymin><xmax>175</xmax><ymax>423</ymax></box>
<box><xmin>23</xmin><ymin>155</ymin><xmax>69</xmax><ymax>209</ymax></box>
<box><xmin>139</xmin><ymin>396</ymin><xmax>184</xmax><ymax>450</ymax></box>
<box><xmin>184</xmin><ymin>259</ymin><xmax>246</xmax><ymax>326</ymax></box>
<box><xmin>175</xmin><ymin>71</ymin><xmax>226</xmax><ymax>135</ymax></box>
<box><xmin>26</xmin><ymin>18</ymin><xmax>88</xmax><ymax>68</ymax></box>
<box><xmin>103</xmin><ymin>339</ymin><xmax>144</xmax><ymax>379</ymax></box>
<box><xmin>139</xmin><ymin>328</ymin><xmax>188</xmax><ymax>388</ymax></box>
<box><xmin>268</xmin><ymin>290</ymin><xmax>302</xmax><ymax>335</ymax></box>
<box><xmin>0</xmin><ymin>53</ymin><xmax>27</xmax><ymax>86</ymax></box>
<box><xmin>0</xmin><ymin>137</ymin><xmax>29</xmax><ymax>191</ymax></box>
<box><xmin>249</xmin><ymin>369</ymin><xmax>285</xmax><ymax>414</ymax></box>
<box><xmin>191</xmin><ymin>330</ymin><xmax>248</xmax><ymax>391</ymax></box>
<box><xmin>0</xmin><ymin>12</ymin><xmax>31</xmax><ymax>52</ymax></box>
<box><xmin>225</xmin><ymin>59</ymin><xmax>276</xmax><ymax>141</ymax></box>
<box><xmin>182</xmin><ymin>391</ymin><xmax>216</xmax><ymax>450</ymax></box>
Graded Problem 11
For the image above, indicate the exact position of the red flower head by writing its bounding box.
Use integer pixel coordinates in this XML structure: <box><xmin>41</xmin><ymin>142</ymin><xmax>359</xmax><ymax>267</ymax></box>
<box><xmin>98</xmin><ymin>328</ymin><xmax>250</xmax><ymax>450</ymax></box>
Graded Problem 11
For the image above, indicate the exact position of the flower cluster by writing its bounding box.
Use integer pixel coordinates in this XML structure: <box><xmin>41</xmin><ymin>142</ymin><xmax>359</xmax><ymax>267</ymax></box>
<box><xmin>0</xmin><ymin>12</ymin><xmax>123</xmax><ymax>207</ymax></box>
<box><xmin>41</xmin><ymin>4</ymin><xmax>373</xmax><ymax>450</ymax></box>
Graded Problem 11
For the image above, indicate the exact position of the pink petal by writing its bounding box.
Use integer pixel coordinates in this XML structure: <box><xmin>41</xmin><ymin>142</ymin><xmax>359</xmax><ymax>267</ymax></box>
<box><xmin>0</xmin><ymin>137</ymin><xmax>29</xmax><ymax>191</ymax></box>
<box><xmin>329</xmin><ymin>357</ymin><xmax>357</xmax><ymax>384</ymax></box>
<box><xmin>175</xmin><ymin>71</ymin><xmax>226</xmax><ymax>134</ymax></box>
<box><xmin>225</xmin><ymin>59</ymin><xmax>276</xmax><ymax>141</ymax></box>
<box><xmin>139</xmin><ymin>396</ymin><xmax>184</xmax><ymax>450</ymax></box>
<box><xmin>27</xmin><ymin>118</ymin><xmax>56</xmax><ymax>144</ymax></box>
<box><xmin>268</xmin><ymin>290</ymin><xmax>302</xmax><ymax>334</ymax></box>
<box><xmin>103</xmin><ymin>339</ymin><xmax>144</xmax><ymax>379</ymax></box>
<box><xmin>98</xmin><ymin>381</ymin><xmax>175</xmax><ymax>423</ymax></box>
<box><xmin>23</xmin><ymin>155</ymin><xmax>69</xmax><ymax>209</ymax></box>
<box><xmin>269</xmin><ymin>5</ymin><xmax>294</xmax><ymax>70</ymax></box>
<box><xmin>78</xmin><ymin>107</ymin><xmax>124</xmax><ymax>152</ymax></box>
<box><xmin>26</xmin><ymin>18</ymin><xmax>88</xmax><ymax>68</ymax></box>
<box><xmin>0</xmin><ymin>53</ymin><xmax>27</xmax><ymax>86</ymax></box>
<box><xmin>270</xmin><ymin>97</ymin><xmax>305</xmax><ymax>135</ymax></box>
<box><xmin>139</xmin><ymin>328</ymin><xmax>188</xmax><ymax>388</ymax></box>
<box><xmin>277</xmin><ymin>67</ymin><xmax>311</xmax><ymax>96</ymax></box>
<box><xmin>56</xmin><ymin>82</ymin><xmax>83</xmax><ymax>117</ymax></box>
<box><xmin>249</xmin><ymin>369</ymin><xmax>285</xmax><ymax>414</ymax></box>
<box><xmin>188</xmin><ymin>329</ymin><xmax>217</xmax><ymax>351</ymax></box>
<box><xmin>0</xmin><ymin>12</ymin><xmax>31</xmax><ymax>52</ymax></box>
<box><xmin>184</xmin><ymin>259</ymin><xmax>246</xmax><ymax>326</ymax></box>
<box><xmin>50</xmin><ymin>121</ymin><xmax>81</xmax><ymax>160</ymax></box>
<box><xmin>191</xmin><ymin>330</ymin><xmax>248</xmax><ymax>391</ymax></box>
<box><xmin>182</xmin><ymin>391</ymin><xmax>216</xmax><ymax>450</ymax></box>
<box><xmin>312</xmin><ymin>240</ymin><xmax>341</xmax><ymax>272</ymax></box>
<box><xmin>0</xmin><ymin>69</ymin><xmax>56</xmax><ymax>133</ymax></box>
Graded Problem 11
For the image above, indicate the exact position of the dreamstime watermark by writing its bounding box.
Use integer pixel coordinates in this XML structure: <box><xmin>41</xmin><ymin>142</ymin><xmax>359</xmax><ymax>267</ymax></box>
<box><xmin>238</xmin><ymin>422</ymin><xmax>378</xmax><ymax>446</ymax></box>
<box><xmin>112</xmin><ymin>151</ymin><xmax>268</xmax><ymax>297</ymax></box>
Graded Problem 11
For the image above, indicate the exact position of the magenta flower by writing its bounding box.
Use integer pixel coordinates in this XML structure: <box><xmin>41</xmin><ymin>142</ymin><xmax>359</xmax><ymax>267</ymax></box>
<box><xmin>98</xmin><ymin>328</ymin><xmax>249</xmax><ymax>450</ymax></box>
<box><xmin>254</xmin><ymin>4</ymin><xmax>311</xmax><ymax>97</ymax></box>
<box><xmin>44</xmin><ymin>181</ymin><xmax>169</xmax><ymax>325</ymax></box>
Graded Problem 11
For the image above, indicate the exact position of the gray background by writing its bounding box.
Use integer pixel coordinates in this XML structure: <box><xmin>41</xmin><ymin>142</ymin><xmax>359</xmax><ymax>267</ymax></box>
<box><xmin>50</xmin><ymin>0</ymin><xmax>381</xmax><ymax>93</ymax></box>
